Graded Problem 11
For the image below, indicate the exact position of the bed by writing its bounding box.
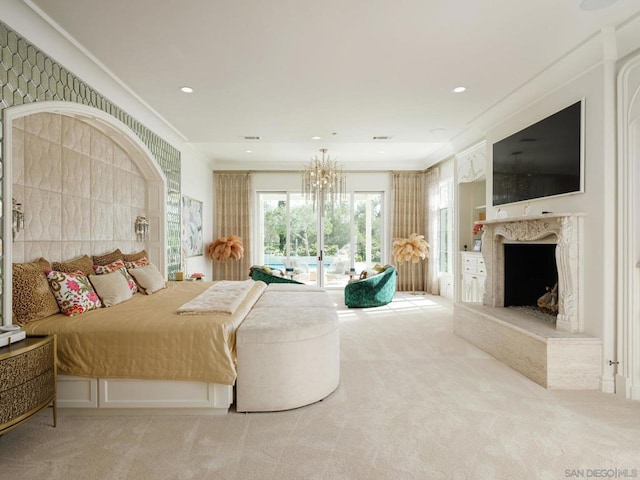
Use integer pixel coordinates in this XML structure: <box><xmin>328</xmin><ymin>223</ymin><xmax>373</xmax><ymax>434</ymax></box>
<box><xmin>22</xmin><ymin>279</ymin><xmax>267</xmax><ymax>414</ymax></box>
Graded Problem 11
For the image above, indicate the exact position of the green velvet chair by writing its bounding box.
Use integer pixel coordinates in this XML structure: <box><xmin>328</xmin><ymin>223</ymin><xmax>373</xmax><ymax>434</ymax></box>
<box><xmin>344</xmin><ymin>266</ymin><xmax>397</xmax><ymax>308</ymax></box>
<box><xmin>249</xmin><ymin>266</ymin><xmax>304</xmax><ymax>285</ymax></box>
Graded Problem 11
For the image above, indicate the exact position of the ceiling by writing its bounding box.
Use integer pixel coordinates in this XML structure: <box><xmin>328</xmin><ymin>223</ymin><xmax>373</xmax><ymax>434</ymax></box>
<box><xmin>24</xmin><ymin>0</ymin><xmax>640</xmax><ymax>170</ymax></box>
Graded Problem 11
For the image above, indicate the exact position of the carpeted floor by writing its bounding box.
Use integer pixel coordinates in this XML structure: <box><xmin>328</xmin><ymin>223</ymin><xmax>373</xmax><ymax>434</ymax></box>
<box><xmin>1</xmin><ymin>292</ymin><xmax>639</xmax><ymax>480</ymax></box>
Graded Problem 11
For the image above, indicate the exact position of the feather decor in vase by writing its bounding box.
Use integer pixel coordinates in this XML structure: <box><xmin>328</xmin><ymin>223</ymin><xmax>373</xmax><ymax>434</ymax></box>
<box><xmin>392</xmin><ymin>233</ymin><xmax>430</xmax><ymax>293</ymax></box>
<box><xmin>207</xmin><ymin>235</ymin><xmax>243</xmax><ymax>279</ymax></box>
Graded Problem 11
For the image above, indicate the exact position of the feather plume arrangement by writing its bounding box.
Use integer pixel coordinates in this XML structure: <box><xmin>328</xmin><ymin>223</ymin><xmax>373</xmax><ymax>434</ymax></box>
<box><xmin>207</xmin><ymin>235</ymin><xmax>244</xmax><ymax>263</ymax></box>
<box><xmin>392</xmin><ymin>233</ymin><xmax>430</xmax><ymax>264</ymax></box>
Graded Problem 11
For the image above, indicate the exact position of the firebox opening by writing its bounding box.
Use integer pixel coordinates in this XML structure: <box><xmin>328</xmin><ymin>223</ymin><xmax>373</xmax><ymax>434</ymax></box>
<box><xmin>504</xmin><ymin>243</ymin><xmax>558</xmax><ymax>308</ymax></box>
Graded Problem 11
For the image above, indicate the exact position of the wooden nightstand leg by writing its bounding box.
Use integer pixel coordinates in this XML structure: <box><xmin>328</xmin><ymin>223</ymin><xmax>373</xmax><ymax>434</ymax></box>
<box><xmin>52</xmin><ymin>399</ymin><xmax>57</xmax><ymax>428</ymax></box>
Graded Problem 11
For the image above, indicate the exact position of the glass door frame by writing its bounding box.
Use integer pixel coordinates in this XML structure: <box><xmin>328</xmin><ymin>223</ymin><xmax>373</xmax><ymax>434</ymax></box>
<box><xmin>256</xmin><ymin>190</ymin><xmax>384</xmax><ymax>288</ymax></box>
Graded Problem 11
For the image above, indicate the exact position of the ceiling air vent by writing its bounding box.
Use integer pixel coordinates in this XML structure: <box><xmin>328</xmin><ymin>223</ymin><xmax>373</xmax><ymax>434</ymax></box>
<box><xmin>372</xmin><ymin>136</ymin><xmax>392</xmax><ymax>140</ymax></box>
<box><xmin>242</xmin><ymin>136</ymin><xmax>261</xmax><ymax>140</ymax></box>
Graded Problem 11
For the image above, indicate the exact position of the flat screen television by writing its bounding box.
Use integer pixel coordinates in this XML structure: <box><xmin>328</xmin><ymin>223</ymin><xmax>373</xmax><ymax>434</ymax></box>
<box><xmin>492</xmin><ymin>100</ymin><xmax>583</xmax><ymax>206</ymax></box>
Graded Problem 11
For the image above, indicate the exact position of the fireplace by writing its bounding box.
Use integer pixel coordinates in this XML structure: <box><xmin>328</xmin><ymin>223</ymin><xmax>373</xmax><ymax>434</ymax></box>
<box><xmin>503</xmin><ymin>243</ymin><xmax>558</xmax><ymax>310</ymax></box>
<box><xmin>453</xmin><ymin>212</ymin><xmax>601</xmax><ymax>390</ymax></box>
<box><xmin>480</xmin><ymin>213</ymin><xmax>584</xmax><ymax>333</ymax></box>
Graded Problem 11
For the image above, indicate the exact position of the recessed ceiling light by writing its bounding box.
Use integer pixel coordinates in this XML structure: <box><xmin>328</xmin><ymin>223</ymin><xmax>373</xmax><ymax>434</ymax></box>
<box><xmin>246</xmin><ymin>150</ymin><xmax>253</xmax><ymax>153</ymax></box>
<box><xmin>311</xmin><ymin>136</ymin><xmax>321</xmax><ymax>140</ymax></box>
<box><xmin>379</xmin><ymin>151</ymin><xmax>385</xmax><ymax>154</ymax></box>
<box><xmin>580</xmin><ymin>0</ymin><xmax>619</xmax><ymax>10</ymax></box>
<box><xmin>180</xmin><ymin>86</ymin><xmax>194</xmax><ymax>93</ymax></box>
<box><xmin>453</xmin><ymin>86</ymin><xmax>466</xmax><ymax>93</ymax></box>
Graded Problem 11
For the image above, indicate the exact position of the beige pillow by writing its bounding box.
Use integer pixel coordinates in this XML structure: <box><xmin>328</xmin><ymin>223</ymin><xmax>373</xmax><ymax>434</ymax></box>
<box><xmin>89</xmin><ymin>271</ymin><xmax>133</xmax><ymax>307</ymax></box>
<box><xmin>52</xmin><ymin>255</ymin><xmax>95</xmax><ymax>276</ymax></box>
<box><xmin>128</xmin><ymin>263</ymin><xmax>166</xmax><ymax>295</ymax></box>
<box><xmin>12</xmin><ymin>258</ymin><xmax>60</xmax><ymax>325</ymax></box>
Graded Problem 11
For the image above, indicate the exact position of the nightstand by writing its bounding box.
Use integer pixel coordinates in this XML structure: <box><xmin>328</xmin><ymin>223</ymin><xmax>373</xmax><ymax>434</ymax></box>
<box><xmin>0</xmin><ymin>335</ymin><xmax>57</xmax><ymax>435</ymax></box>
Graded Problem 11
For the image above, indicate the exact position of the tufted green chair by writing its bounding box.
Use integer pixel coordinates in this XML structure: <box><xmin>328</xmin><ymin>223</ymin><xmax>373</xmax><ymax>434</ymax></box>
<box><xmin>249</xmin><ymin>266</ymin><xmax>304</xmax><ymax>285</ymax></box>
<box><xmin>344</xmin><ymin>265</ymin><xmax>397</xmax><ymax>308</ymax></box>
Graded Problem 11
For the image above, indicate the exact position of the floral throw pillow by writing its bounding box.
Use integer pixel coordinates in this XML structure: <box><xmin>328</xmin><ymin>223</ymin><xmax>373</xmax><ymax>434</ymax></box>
<box><xmin>124</xmin><ymin>257</ymin><xmax>149</xmax><ymax>270</ymax></box>
<box><xmin>94</xmin><ymin>260</ymin><xmax>138</xmax><ymax>294</ymax></box>
<box><xmin>46</xmin><ymin>270</ymin><xmax>102</xmax><ymax>316</ymax></box>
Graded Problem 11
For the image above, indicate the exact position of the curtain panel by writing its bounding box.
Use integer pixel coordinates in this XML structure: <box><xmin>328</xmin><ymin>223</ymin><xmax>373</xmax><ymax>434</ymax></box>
<box><xmin>392</xmin><ymin>172</ymin><xmax>427</xmax><ymax>292</ymax></box>
<box><xmin>391</xmin><ymin>168</ymin><xmax>440</xmax><ymax>293</ymax></box>
<box><xmin>213</xmin><ymin>172</ymin><xmax>252</xmax><ymax>281</ymax></box>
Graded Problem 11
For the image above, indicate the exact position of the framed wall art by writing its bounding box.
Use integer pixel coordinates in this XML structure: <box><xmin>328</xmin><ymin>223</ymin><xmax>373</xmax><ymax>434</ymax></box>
<box><xmin>181</xmin><ymin>196</ymin><xmax>204</xmax><ymax>257</ymax></box>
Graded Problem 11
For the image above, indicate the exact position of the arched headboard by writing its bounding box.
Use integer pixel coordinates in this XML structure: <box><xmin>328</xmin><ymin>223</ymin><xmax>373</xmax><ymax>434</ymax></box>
<box><xmin>2</xmin><ymin>101</ymin><xmax>167</xmax><ymax>325</ymax></box>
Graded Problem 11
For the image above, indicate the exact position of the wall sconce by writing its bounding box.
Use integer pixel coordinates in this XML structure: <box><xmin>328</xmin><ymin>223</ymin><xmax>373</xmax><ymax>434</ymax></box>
<box><xmin>12</xmin><ymin>198</ymin><xmax>24</xmax><ymax>241</ymax></box>
<box><xmin>135</xmin><ymin>216</ymin><xmax>149</xmax><ymax>242</ymax></box>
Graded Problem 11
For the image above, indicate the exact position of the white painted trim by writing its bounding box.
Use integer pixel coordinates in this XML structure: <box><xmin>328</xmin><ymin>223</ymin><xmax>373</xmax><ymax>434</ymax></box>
<box><xmin>2</xmin><ymin>101</ymin><xmax>168</xmax><ymax>325</ymax></box>
<box><xmin>600</xmin><ymin>26</ymin><xmax>617</xmax><ymax>394</ymax></box>
<box><xmin>616</xmin><ymin>51</ymin><xmax>640</xmax><ymax>400</ymax></box>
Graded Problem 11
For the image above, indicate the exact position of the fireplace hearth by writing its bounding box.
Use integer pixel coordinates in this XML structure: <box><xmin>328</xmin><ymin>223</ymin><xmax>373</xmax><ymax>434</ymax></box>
<box><xmin>453</xmin><ymin>212</ymin><xmax>601</xmax><ymax>390</ymax></box>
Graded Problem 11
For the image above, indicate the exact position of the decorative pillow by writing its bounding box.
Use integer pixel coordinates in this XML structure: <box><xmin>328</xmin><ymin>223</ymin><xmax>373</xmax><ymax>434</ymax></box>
<box><xmin>46</xmin><ymin>270</ymin><xmax>102</xmax><ymax>316</ymax></box>
<box><xmin>128</xmin><ymin>263</ymin><xmax>166</xmax><ymax>295</ymax></box>
<box><xmin>52</xmin><ymin>255</ymin><xmax>95</xmax><ymax>276</ymax></box>
<box><xmin>124</xmin><ymin>257</ymin><xmax>149</xmax><ymax>270</ymax></box>
<box><xmin>93</xmin><ymin>259</ymin><xmax>126</xmax><ymax>275</ymax></box>
<box><xmin>12</xmin><ymin>258</ymin><xmax>60</xmax><ymax>326</ymax></box>
<box><xmin>94</xmin><ymin>260</ymin><xmax>138</xmax><ymax>294</ymax></box>
<box><xmin>89</xmin><ymin>271</ymin><xmax>133</xmax><ymax>307</ymax></box>
<box><xmin>122</xmin><ymin>250</ymin><xmax>148</xmax><ymax>262</ymax></box>
<box><xmin>92</xmin><ymin>249</ymin><xmax>123</xmax><ymax>267</ymax></box>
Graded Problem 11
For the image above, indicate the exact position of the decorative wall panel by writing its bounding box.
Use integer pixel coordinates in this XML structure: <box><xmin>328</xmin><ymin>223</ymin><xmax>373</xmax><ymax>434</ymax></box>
<box><xmin>12</xmin><ymin>113</ymin><xmax>147</xmax><ymax>263</ymax></box>
<box><xmin>0</xmin><ymin>21</ymin><xmax>182</xmax><ymax>320</ymax></box>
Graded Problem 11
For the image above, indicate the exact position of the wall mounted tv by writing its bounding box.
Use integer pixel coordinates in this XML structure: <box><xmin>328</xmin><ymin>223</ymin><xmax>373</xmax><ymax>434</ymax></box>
<box><xmin>492</xmin><ymin>100</ymin><xmax>583</xmax><ymax>206</ymax></box>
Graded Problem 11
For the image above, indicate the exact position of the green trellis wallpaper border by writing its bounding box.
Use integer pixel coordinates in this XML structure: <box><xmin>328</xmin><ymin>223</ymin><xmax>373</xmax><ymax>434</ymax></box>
<box><xmin>0</xmin><ymin>21</ymin><xmax>182</xmax><ymax>316</ymax></box>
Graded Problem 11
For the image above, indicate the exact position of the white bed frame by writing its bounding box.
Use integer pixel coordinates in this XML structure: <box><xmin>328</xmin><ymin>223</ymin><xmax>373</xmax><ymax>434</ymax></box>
<box><xmin>57</xmin><ymin>375</ymin><xmax>234</xmax><ymax>415</ymax></box>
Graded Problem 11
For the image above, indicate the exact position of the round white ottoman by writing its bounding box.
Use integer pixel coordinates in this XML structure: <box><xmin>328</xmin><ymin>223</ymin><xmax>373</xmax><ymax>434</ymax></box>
<box><xmin>235</xmin><ymin>288</ymin><xmax>340</xmax><ymax>412</ymax></box>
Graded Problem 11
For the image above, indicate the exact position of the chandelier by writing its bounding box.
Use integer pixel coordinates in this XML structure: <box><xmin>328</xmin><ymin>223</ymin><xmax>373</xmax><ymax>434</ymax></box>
<box><xmin>302</xmin><ymin>148</ymin><xmax>346</xmax><ymax>210</ymax></box>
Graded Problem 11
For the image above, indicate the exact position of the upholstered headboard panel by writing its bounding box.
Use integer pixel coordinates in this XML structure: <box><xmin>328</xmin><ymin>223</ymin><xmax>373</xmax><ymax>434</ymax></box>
<box><xmin>12</xmin><ymin>112</ymin><xmax>148</xmax><ymax>263</ymax></box>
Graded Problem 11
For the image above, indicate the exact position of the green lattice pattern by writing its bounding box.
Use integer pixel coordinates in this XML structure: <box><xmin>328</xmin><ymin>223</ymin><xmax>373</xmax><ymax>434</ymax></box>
<box><xmin>0</xmin><ymin>21</ymin><xmax>183</xmax><ymax>314</ymax></box>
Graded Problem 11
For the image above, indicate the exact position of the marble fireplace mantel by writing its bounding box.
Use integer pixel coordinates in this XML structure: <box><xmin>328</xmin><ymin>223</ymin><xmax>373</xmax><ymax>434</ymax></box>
<box><xmin>479</xmin><ymin>213</ymin><xmax>585</xmax><ymax>333</ymax></box>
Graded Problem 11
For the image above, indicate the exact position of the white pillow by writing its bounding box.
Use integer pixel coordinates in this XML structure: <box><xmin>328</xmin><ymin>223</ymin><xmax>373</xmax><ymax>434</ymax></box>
<box><xmin>128</xmin><ymin>263</ymin><xmax>166</xmax><ymax>295</ymax></box>
<box><xmin>89</xmin><ymin>271</ymin><xmax>133</xmax><ymax>307</ymax></box>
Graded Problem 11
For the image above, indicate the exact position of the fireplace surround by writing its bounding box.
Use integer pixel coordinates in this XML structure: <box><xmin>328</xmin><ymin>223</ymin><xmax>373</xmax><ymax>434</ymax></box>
<box><xmin>454</xmin><ymin>212</ymin><xmax>601</xmax><ymax>389</ymax></box>
<box><xmin>481</xmin><ymin>213</ymin><xmax>584</xmax><ymax>333</ymax></box>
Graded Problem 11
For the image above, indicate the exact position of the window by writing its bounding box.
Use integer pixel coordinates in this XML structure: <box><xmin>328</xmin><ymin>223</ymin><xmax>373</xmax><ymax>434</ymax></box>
<box><xmin>438</xmin><ymin>180</ymin><xmax>453</xmax><ymax>274</ymax></box>
<box><xmin>257</xmin><ymin>191</ymin><xmax>383</xmax><ymax>287</ymax></box>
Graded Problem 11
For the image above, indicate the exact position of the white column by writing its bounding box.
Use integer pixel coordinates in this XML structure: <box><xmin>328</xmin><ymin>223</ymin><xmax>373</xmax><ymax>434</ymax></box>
<box><xmin>600</xmin><ymin>26</ymin><xmax>617</xmax><ymax>393</ymax></box>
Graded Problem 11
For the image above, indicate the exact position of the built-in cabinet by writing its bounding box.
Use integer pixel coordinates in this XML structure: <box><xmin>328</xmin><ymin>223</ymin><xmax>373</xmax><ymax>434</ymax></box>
<box><xmin>460</xmin><ymin>252</ymin><xmax>486</xmax><ymax>303</ymax></box>
<box><xmin>455</xmin><ymin>141</ymin><xmax>487</xmax><ymax>303</ymax></box>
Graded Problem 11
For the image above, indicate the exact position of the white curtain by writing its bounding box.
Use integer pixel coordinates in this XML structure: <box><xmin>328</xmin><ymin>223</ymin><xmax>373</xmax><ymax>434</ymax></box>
<box><xmin>213</xmin><ymin>172</ymin><xmax>252</xmax><ymax>281</ymax></box>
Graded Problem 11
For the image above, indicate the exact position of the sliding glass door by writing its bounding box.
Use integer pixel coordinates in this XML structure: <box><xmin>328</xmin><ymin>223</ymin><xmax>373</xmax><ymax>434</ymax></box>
<box><xmin>258</xmin><ymin>192</ymin><xmax>383</xmax><ymax>287</ymax></box>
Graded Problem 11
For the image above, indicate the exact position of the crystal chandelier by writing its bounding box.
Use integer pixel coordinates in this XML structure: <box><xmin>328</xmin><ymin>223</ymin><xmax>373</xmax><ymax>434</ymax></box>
<box><xmin>302</xmin><ymin>148</ymin><xmax>346</xmax><ymax>210</ymax></box>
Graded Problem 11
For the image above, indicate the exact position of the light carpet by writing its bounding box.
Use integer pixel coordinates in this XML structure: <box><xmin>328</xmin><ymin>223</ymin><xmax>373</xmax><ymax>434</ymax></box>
<box><xmin>1</xmin><ymin>292</ymin><xmax>639</xmax><ymax>480</ymax></box>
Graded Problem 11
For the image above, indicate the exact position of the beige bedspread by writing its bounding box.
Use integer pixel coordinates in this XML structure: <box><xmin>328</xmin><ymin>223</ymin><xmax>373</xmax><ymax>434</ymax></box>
<box><xmin>24</xmin><ymin>280</ymin><xmax>267</xmax><ymax>385</ymax></box>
